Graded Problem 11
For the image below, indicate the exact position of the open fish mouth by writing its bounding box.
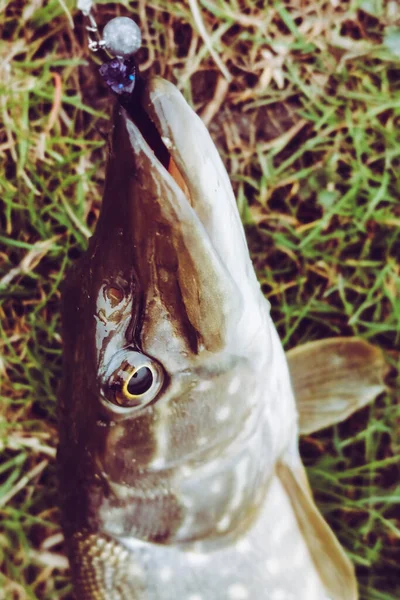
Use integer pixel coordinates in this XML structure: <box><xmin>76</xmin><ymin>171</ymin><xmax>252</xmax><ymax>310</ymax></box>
<box><xmin>122</xmin><ymin>74</ymin><xmax>262</xmax><ymax>303</ymax></box>
<box><xmin>124</xmin><ymin>75</ymin><xmax>249</xmax><ymax>268</ymax></box>
<box><xmin>99</xmin><ymin>75</ymin><xmax>266</xmax><ymax>363</ymax></box>
<box><xmin>123</xmin><ymin>78</ymin><xmax>192</xmax><ymax>205</ymax></box>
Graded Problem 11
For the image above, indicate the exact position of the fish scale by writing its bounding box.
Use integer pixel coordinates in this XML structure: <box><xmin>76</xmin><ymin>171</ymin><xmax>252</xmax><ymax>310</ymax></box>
<box><xmin>70</xmin><ymin>533</ymin><xmax>144</xmax><ymax>599</ymax></box>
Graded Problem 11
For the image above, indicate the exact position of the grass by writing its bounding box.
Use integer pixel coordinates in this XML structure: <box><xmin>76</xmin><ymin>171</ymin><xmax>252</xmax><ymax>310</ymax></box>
<box><xmin>0</xmin><ymin>0</ymin><xmax>399</xmax><ymax>598</ymax></box>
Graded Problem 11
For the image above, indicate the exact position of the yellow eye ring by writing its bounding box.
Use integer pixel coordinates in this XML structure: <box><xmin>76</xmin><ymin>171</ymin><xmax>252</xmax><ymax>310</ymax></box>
<box><xmin>122</xmin><ymin>365</ymin><xmax>156</xmax><ymax>399</ymax></box>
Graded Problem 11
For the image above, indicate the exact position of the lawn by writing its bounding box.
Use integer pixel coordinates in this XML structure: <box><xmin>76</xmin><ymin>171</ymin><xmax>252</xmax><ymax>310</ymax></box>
<box><xmin>0</xmin><ymin>0</ymin><xmax>399</xmax><ymax>598</ymax></box>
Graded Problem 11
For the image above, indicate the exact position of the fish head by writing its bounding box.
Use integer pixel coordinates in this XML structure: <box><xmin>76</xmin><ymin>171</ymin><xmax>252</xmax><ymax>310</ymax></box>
<box><xmin>58</xmin><ymin>77</ymin><xmax>291</xmax><ymax>546</ymax></box>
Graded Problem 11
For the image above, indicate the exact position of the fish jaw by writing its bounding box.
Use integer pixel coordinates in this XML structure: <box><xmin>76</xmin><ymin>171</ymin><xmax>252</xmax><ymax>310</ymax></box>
<box><xmin>141</xmin><ymin>77</ymin><xmax>261</xmax><ymax>304</ymax></box>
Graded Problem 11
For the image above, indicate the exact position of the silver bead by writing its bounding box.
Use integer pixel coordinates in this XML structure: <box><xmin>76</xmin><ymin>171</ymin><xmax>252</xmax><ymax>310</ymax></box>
<box><xmin>103</xmin><ymin>17</ymin><xmax>142</xmax><ymax>58</ymax></box>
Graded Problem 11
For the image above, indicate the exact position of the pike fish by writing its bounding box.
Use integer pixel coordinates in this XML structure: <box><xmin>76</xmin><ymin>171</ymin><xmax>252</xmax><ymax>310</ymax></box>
<box><xmin>58</xmin><ymin>76</ymin><xmax>387</xmax><ymax>600</ymax></box>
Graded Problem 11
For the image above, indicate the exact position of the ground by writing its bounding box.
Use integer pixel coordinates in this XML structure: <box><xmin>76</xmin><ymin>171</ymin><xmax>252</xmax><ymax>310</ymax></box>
<box><xmin>0</xmin><ymin>0</ymin><xmax>399</xmax><ymax>599</ymax></box>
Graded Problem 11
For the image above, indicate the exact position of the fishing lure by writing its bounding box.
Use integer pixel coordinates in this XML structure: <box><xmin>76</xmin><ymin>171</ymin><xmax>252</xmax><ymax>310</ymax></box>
<box><xmin>79</xmin><ymin>3</ymin><xmax>141</xmax><ymax>99</ymax></box>
<box><xmin>98</xmin><ymin>17</ymin><xmax>141</xmax><ymax>99</ymax></box>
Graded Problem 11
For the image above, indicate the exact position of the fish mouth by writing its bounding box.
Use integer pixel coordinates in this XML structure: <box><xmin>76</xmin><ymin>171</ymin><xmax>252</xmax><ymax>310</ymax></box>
<box><xmin>124</xmin><ymin>75</ymin><xmax>247</xmax><ymax>265</ymax></box>
<box><xmin>123</xmin><ymin>79</ymin><xmax>191</xmax><ymax>204</ymax></box>
<box><xmin>101</xmin><ymin>75</ymin><xmax>262</xmax><ymax>360</ymax></box>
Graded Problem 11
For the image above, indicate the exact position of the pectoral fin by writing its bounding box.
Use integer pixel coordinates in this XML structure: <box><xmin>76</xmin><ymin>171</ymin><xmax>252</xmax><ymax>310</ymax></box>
<box><xmin>277</xmin><ymin>460</ymin><xmax>357</xmax><ymax>600</ymax></box>
<box><xmin>286</xmin><ymin>337</ymin><xmax>388</xmax><ymax>435</ymax></box>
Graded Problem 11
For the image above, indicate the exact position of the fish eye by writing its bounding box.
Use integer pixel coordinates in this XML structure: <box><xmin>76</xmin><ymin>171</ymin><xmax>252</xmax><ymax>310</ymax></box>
<box><xmin>102</xmin><ymin>349</ymin><xmax>164</xmax><ymax>412</ymax></box>
<box><xmin>125</xmin><ymin>366</ymin><xmax>153</xmax><ymax>396</ymax></box>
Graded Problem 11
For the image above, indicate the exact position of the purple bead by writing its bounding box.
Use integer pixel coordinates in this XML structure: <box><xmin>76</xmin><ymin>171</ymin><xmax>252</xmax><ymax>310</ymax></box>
<box><xmin>99</xmin><ymin>57</ymin><xmax>136</xmax><ymax>96</ymax></box>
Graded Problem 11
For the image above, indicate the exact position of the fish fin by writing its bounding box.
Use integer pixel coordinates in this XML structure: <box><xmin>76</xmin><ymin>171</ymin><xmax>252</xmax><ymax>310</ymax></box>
<box><xmin>277</xmin><ymin>460</ymin><xmax>358</xmax><ymax>600</ymax></box>
<box><xmin>286</xmin><ymin>337</ymin><xmax>388</xmax><ymax>435</ymax></box>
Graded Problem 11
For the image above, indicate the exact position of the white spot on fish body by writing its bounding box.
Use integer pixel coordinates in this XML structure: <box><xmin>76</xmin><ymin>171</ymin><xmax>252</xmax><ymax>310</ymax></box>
<box><xmin>210</xmin><ymin>479</ymin><xmax>223</xmax><ymax>494</ymax></box>
<box><xmin>195</xmin><ymin>380</ymin><xmax>213</xmax><ymax>392</ymax></box>
<box><xmin>159</xmin><ymin>567</ymin><xmax>173</xmax><ymax>582</ymax></box>
<box><xmin>227</xmin><ymin>583</ymin><xmax>249</xmax><ymax>599</ymax></box>
<box><xmin>128</xmin><ymin>563</ymin><xmax>144</xmax><ymax>578</ymax></box>
<box><xmin>292</xmin><ymin>542</ymin><xmax>307</xmax><ymax>567</ymax></box>
<box><xmin>216</xmin><ymin>514</ymin><xmax>231</xmax><ymax>532</ymax></box>
<box><xmin>228</xmin><ymin>376</ymin><xmax>240</xmax><ymax>395</ymax></box>
<box><xmin>230</xmin><ymin>456</ymin><xmax>249</xmax><ymax>510</ymax></box>
<box><xmin>196</xmin><ymin>436</ymin><xmax>208</xmax><ymax>446</ymax></box>
<box><xmin>235</xmin><ymin>539</ymin><xmax>252</xmax><ymax>553</ymax></box>
<box><xmin>265</xmin><ymin>558</ymin><xmax>280</xmax><ymax>575</ymax></box>
<box><xmin>149</xmin><ymin>402</ymin><xmax>170</xmax><ymax>468</ymax></box>
<box><xmin>304</xmin><ymin>574</ymin><xmax>320</xmax><ymax>599</ymax></box>
<box><xmin>271</xmin><ymin>517</ymin><xmax>291</xmax><ymax>544</ymax></box>
<box><xmin>330</xmin><ymin>352</ymin><xmax>344</xmax><ymax>368</ymax></box>
<box><xmin>181</xmin><ymin>465</ymin><xmax>193</xmax><ymax>477</ymax></box>
<box><xmin>271</xmin><ymin>590</ymin><xmax>288</xmax><ymax>600</ymax></box>
<box><xmin>216</xmin><ymin>405</ymin><xmax>231</xmax><ymax>421</ymax></box>
<box><xmin>186</xmin><ymin>551</ymin><xmax>209</xmax><ymax>566</ymax></box>
<box><xmin>181</xmin><ymin>495</ymin><xmax>194</xmax><ymax>509</ymax></box>
<box><xmin>188</xmin><ymin>595</ymin><xmax>203</xmax><ymax>600</ymax></box>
